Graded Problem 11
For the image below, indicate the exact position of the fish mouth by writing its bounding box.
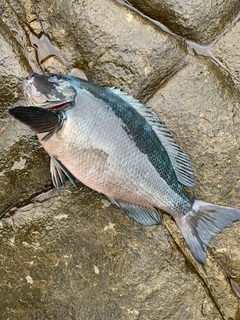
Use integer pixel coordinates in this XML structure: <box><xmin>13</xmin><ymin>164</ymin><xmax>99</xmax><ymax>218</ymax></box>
<box><xmin>23</xmin><ymin>73</ymin><xmax>76</xmax><ymax>110</ymax></box>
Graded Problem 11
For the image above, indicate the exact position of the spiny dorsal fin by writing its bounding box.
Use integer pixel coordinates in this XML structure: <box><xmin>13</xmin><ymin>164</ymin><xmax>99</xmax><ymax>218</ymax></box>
<box><xmin>108</xmin><ymin>88</ymin><xmax>195</xmax><ymax>188</ymax></box>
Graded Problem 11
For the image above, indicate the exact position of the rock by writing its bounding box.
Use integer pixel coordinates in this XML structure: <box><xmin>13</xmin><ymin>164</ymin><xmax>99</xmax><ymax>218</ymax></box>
<box><xmin>0</xmin><ymin>0</ymin><xmax>57</xmax><ymax>217</ymax></box>
<box><xmin>0</xmin><ymin>16</ymin><xmax>51</xmax><ymax>217</ymax></box>
<box><xmin>0</xmin><ymin>121</ymin><xmax>52</xmax><ymax>217</ymax></box>
<box><xmin>127</xmin><ymin>0</ymin><xmax>240</xmax><ymax>45</ymax></box>
<box><xmin>0</xmin><ymin>24</ymin><xmax>30</xmax><ymax>109</ymax></box>
<box><xmin>0</xmin><ymin>0</ymin><xmax>42</xmax><ymax>73</ymax></box>
<box><xmin>0</xmin><ymin>0</ymin><xmax>240</xmax><ymax>318</ymax></box>
<box><xmin>212</xmin><ymin>19</ymin><xmax>240</xmax><ymax>87</ymax></box>
<box><xmin>40</xmin><ymin>56</ymin><xmax>69</xmax><ymax>74</ymax></box>
<box><xmin>0</xmin><ymin>187</ymin><xmax>221</xmax><ymax>320</ymax></box>
<box><xmin>147</xmin><ymin>55</ymin><xmax>240</xmax><ymax>206</ymax></box>
<box><xmin>13</xmin><ymin>0</ymin><xmax>190</xmax><ymax>100</ymax></box>
<box><xmin>147</xmin><ymin>55</ymin><xmax>240</xmax><ymax>318</ymax></box>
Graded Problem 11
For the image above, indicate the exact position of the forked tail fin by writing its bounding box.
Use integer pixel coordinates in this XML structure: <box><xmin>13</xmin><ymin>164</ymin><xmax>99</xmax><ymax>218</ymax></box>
<box><xmin>174</xmin><ymin>200</ymin><xmax>240</xmax><ymax>264</ymax></box>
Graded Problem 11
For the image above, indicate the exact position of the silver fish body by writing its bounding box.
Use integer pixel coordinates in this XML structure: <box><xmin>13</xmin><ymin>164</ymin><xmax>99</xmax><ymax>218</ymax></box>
<box><xmin>41</xmin><ymin>90</ymin><xmax>193</xmax><ymax>214</ymax></box>
<box><xmin>9</xmin><ymin>73</ymin><xmax>240</xmax><ymax>264</ymax></box>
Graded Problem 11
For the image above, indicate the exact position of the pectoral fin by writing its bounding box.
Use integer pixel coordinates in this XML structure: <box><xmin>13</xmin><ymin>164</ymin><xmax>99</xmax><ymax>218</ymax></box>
<box><xmin>9</xmin><ymin>106</ymin><xmax>64</xmax><ymax>141</ymax></box>
<box><xmin>109</xmin><ymin>198</ymin><xmax>161</xmax><ymax>226</ymax></box>
<box><xmin>50</xmin><ymin>155</ymin><xmax>78</xmax><ymax>189</ymax></box>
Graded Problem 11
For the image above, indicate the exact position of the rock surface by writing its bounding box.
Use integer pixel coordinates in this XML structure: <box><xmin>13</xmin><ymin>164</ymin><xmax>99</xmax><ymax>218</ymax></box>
<box><xmin>0</xmin><ymin>0</ymin><xmax>240</xmax><ymax>319</ymax></box>
<box><xmin>127</xmin><ymin>0</ymin><xmax>240</xmax><ymax>45</ymax></box>
<box><xmin>30</xmin><ymin>0</ymin><xmax>191</xmax><ymax>100</ymax></box>
<box><xmin>148</xmin><ymin>55</ymin><xmax>240</xmax><ymax>318</ymax></box>
<box><xmin>0</xmin><ymin>187</ymin><xmax>221</xmax><ymax>320</ymax></box>
<box><xmin>212</xmin><ymin>19</ymin><xmax>240</xmax><ymax>88</ymax></box>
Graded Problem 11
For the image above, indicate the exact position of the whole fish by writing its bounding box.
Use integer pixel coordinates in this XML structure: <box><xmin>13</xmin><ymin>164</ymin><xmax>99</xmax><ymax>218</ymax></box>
<box><xmin>9</xmin><ymin>73</ymin><xmax>240</xmax><ymax>264</ymax></box>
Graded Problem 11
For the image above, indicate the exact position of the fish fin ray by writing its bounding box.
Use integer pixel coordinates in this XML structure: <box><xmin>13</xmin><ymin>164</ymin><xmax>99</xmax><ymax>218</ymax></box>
<box><xmin>108</xmin><ymin>88</ymin><xmax>194</xmax><ymax>188</ymax></box>
<box><xmin>109</xmin><ymin>198</ymin><xmax>161</xmax><ymax>226</ymax></box>
<box><xmin>229</xmin><ymin>278</ymin><xmax>240</xmax><ymax>297</ymax></box>
<box><xmin>174</xmin><ymin>200</ymin><xmax>240</xmax><ymax>264</ymax></box>
<box><xmin>9</xmin><ymin>106</ymin><xmax>62</xmax><ymax>141</ymax></box>
<box><xmin>50</xmin><ymin>155</ymin><xmax>78</xmax><ymax>189</ymax></box>
<box><xmin>50</xmin><ymin>156</ymin><xmax>66</xmax><ymax>189</ymax></box>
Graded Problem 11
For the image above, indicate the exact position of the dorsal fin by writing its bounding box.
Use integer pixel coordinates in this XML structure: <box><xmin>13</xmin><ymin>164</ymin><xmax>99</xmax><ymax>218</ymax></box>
<box><xmin>108</xmin><ymin>88</ymin><xmax>195</xmax><ymax>188</ymax></box>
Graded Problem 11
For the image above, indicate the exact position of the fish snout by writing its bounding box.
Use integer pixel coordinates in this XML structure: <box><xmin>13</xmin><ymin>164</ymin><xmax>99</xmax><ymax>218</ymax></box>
<box><xmin>22</xmin><ymin>73</ymin><xmax>77</xmax><ymax>109</ymax></box>
<box><xmin>22</xmin><ymin>76</ymin><xmax>49</xmax><ymax>106</ymax></box>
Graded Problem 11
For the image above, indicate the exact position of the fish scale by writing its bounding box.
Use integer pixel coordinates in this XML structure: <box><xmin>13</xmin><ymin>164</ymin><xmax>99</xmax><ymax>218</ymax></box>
<box><xmin>41</xmin><ymin>90</ymin><xmax>188</xmax><ymax>214</ymax></box>
<box><xmin>9</xmin><ymin>72</ymin><xmax>240</xmax><ymax>265</ymax></box>
<box><xmin>80</xmin><ymin>84</ymin><xmax>193</xmax><ymax>208</ymax></box>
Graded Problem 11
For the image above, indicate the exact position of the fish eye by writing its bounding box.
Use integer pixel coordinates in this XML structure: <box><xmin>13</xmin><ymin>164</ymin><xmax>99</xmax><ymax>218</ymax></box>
<box><xmin>48</xmin><ymin>75</ymin><xmax>59</xmax><ymax>83</ymax></box>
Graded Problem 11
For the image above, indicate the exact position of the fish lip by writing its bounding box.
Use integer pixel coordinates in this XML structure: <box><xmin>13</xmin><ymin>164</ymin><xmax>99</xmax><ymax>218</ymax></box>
<box><xmin>45</xmin><ymin>100</ymin><xmax>72</xmax><ymax>110</ymax></box>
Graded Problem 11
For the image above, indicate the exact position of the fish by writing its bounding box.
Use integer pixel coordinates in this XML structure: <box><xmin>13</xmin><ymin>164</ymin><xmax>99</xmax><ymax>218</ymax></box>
<box><xmin>9</xmin><ymin>72</ymin><xmax>240</xmax><ymax>265</ymax></box>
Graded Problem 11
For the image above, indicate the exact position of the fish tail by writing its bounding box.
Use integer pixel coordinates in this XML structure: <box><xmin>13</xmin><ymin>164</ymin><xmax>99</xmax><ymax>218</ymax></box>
<box><xmin>174</xmin><ymin>200</ymin><xmax>240</xmax><ymax>264</ymax></box>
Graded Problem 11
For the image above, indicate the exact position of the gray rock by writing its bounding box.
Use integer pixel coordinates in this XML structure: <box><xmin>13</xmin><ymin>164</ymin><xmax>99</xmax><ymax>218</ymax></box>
<box><xmin>0</xmin><ymin>21</ymin><xmax>51</xmax><ymax>217</ymax></box>
<box><xmin>147</xmin><ymin>55</ymin><xmax>240</xmax><ymax>317</ymax></box>
<box><xmin>0</xmin><ymin>0</ymin><xmax>240</xmax><ymax>319</ymax></box>
<box><xmin>148</xmin><ymin>55</ymin><xmax>240</xmax><ymax>207</ymax></box>
<box><xmin>212</xmin><ymin>19</ymin><xmax>240</xmax><ymax>87</ymax></box>
<box><xmin>127</xmin><ymin>0</ymin><xmax>240</xmax><ymax>45</ymax></box>
<box><xmin>0</xmin><ymin>121</ymin><xmax>52</xmax><ymax>217</ymax></box>
<box><xmin>7</xmin><ymin>0</ymin><xmax>190</xmax><ymax>100</ymax></box>
<box><xmin>0</xmin><ymin>187</ymin><xmax>221</xmax><ymax>320</ymax></box>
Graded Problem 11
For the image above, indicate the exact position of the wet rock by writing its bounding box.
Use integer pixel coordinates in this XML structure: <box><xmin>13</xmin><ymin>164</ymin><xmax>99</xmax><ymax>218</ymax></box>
<box><xmin>147</xmin><ymin>55</ymin><xmax>240</xmax><ymax>317</ymax></box>
<box><xmin>0</xmin><ymin>0</ymin><xmax>240</xmax><ymax>318</ymax></box>
<box><xmin>0</xmin><ymin>15</ymin><xmax>51</xmax><ymax>216</ymax></box>
<box><xmin>18</xmin><ymin>0</ymin><xmax>190</xmax><ymax>100</ymax></box>
<box><xmin>127</xmin><ymin>0</ymin><xmax>240</xmax><ymax>45</ymax></box>
<box><xmin>212</xmin><ymin>19</ymin><xmax>240</xmax><ymax>87</ymax></box>
<box><xmin>69</xmin><ymin>68</ymin><xmax>88</xmax><ymax>80</ymax></box>
<box><xmin>0</xmin><ymin>24</ymin><xmax>30</xmax><ymax>111</ymax></box>
<box><xmin>0</xmin><ymin>0</ymin><xmax>42</xmax><ymax>74</ymax></box>
<box><xmin>40</xmin><ymin>56</ymin><xmax>69</xmax><ymax>74</ymax></box>
<box><xmin>148</xmin><ymin>55</ymin><xmax>240</xmax><ymax>206</ymax></box>
<box><xmin>0</xmin><ymin>121</ymin><xmax>52</xmax><ymax>217</ymax></box>
<box><xmin>0</xmin><ymin>99</ymin><xmax>52</xmax><ymax>217</ymax></box>
<box><xmin>0</xmin><ymin>187</ymin><xmax>221</xmax><ymax>320</ymax></box>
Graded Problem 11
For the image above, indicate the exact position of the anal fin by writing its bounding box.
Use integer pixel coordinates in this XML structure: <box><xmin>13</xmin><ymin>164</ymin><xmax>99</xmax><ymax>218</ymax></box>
<box><xmin>109</xmin><ymin>198</ymin><xmax>161</xmax><ymax>226</ymax></box>
<box><xmin>50</xmin><ymin>155</ymin><xmax>78</xmax><ymax>189</ymax></box>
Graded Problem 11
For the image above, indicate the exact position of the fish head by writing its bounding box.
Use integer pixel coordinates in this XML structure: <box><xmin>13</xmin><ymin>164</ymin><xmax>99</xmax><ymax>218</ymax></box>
<box><xmin>23</xmin><ymin>73</ymin><xmax>77</xmax><ymax>110</ymax></box>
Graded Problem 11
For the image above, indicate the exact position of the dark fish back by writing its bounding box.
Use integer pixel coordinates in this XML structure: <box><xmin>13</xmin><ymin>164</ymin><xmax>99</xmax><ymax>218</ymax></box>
<box><xmin>72</xmin><ymin>78</ymin><xmax>193</xmax><ymax>206</ymax></box>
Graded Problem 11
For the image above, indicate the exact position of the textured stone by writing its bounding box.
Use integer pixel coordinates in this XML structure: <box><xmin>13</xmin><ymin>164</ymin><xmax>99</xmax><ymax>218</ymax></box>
<box><xmin>0</xmin><ymin>14</ymin><xmax>50</xmax><ymax>217</ymax></box>
<box><xmin>0</xmin><ymin>23</ymin><xmax>29</xmax><ymax>110</ymax></box>
<box><xmin>19</xmin><ymin>0</ymin><xmax>189</xmax><ymax>100</ymax></box>
<box><xmin>0</xmin><ymin>0</ymin><xmax>240</xmax><ymax>318</ymax></box>
<box><xmin>147</xmin><ymin>55</ymin><xmax>240</xmax><ymax>318</ymax></box>
<box><xmin>0</xmin><ymin>187</ymin><xmax>221</xmax><ymax>320</ymax></box>
<box><xmin>127</xmin><ymin>0</ymin><xmax>240</xmax><ymax>45</ymax></box>
<box><xmin>212</xmin><ymin>19</ymin><xmax>240</xmax><ymax>87</ymax></box>
<box><xmin>147</xmin><ymin>55</ymin><xmax>240</xmax><ymax>206</ymax></box>
<box><xmin>0</xmin><ymin>121</ymin><xmax>52</xmax><ymax>217</ymax></box>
